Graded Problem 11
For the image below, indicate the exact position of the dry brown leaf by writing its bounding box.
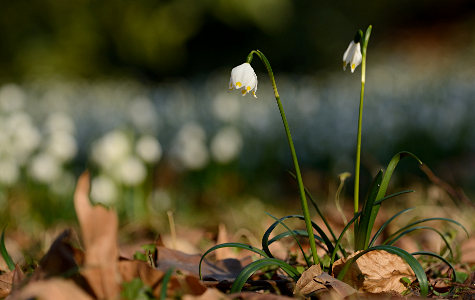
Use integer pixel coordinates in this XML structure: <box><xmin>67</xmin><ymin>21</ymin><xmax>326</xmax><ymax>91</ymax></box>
<box><xmin>332</xmin><ymin>250</ymin><xmax>415</xmax><ymax>294</ymax></box>
<box><xmin>12</xmin><ymin>264</ymin><xmax>25</xmax><ymax>289</ymax></box>
<box><xmin>0</xmin><ymin>270</ymin><xmax>14</xmax><ymax>298</ymax></box>
<box><xmin>157</xmin><ymin>246</ymin><xmax>251</xmax><ymax>281</ymax></box>
<box><xmin>316</xmin><ymin>272</ymin><xmax>357</xmax><ymax>297</ymax></box>
<box><xmin>182</xmin><ymin>288</ymin><xmax>229</xmax><ymax>300</ymax></box>
<box><xmin>295</xmin><ymin>265</ymin><xmax>356</xmax><ymax>298</ymax></box>
<box><xmin>183</xmin><ymin>275</ymin><xmax>207</xmax><ymax>295</ymax></box>
<box><xmin>216</xmin><ymin>223</ymin><xmax>233</xmax><ymax>260</ymax></box>
<box><xmin>119</xmin><ymin>259</ymin><xmax>166</xmax><ymax>296</ymax></box>
<box><xmin>294</xmin><ymin>264</ymin><xmax>326</xmax><ymax>296</ymax></box>
<box><xmin>233</xmin><ymin>291</ymin><xmax>295</xmax><ymax>299</ymax></box>
<box><xmin>74</xmin><ymin>171</ymin><xmax>120</xmax><ymax>299</ymax></box>
<box><xmin>30</xmin><ymin>230</ymin><xmax>81</xmax><ymax>281</ymax></box>
<box><xmin>119</xmin><ymin>258</ymin><xmax>207</xmax><ymax>297</ymax></box>
<box><xmin>10</xmin><ymin>278</ymin><xmax>93</xmax><ymax>300</ymax></box>
<box><xmin>461</xmin><ymin>236</ymin><xmax>475</xmax><ymax>264</ymax></box>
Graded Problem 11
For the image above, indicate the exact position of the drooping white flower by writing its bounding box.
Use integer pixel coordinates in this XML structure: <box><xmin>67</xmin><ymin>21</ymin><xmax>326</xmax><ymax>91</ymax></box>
<box><xmin>229</xmin><ymin>63</ymin><xmax>258</xmax><ymax>98</ymax></box>
<box><xmin>342</xmin><ymin>41</ymin><xmax>362</xmax><ymax>73</ymax></box>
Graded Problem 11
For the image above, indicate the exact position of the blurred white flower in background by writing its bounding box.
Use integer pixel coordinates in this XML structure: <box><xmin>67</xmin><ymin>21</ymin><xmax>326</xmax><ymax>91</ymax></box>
<box><xmin>0</xmin><ymin>159</ymin><xmax>20</xmax><ymax>186</ymax></box>
<box><xmin>212</xmin><ymin>92</ymin><xmax>241</xmax><ymax>122</ymax></box>
<box><xmin>92</xmin><ymin>130</ymin><xmax>131</xmax><ymax>171</ymax></box>
<box><xmin>91</xmin><ymin>130</ymin><xmax>164</xmax><ymax>187</ymax></box>
<box><xmin>136</xmin><ymin>135</ymin><xmax>162</xmax><ymax>164</ymax></box>
<box><xmin>4</xmin><ymin>112</ymin><xmax>41</xmax><ymax>165</ymax></box>
<box><xmin>0</xmin><ymin>84</ymin><xmax>26</xmax><ymax>112</ymax></box>
<box><xmin>117</xmin><ymin>156</ymin><xmax>146</xmax><ymax>186</ymax></box>
<box><xmin>211</xmin><ymin>126</ymin><xmax>243</xmax><ymax>163</ymax></box>
<box><xmin>28</xmin><ymin>153</ymin><xmax>62</xmax><ymax>184</ymax></box>
<box><xmin>129</xmin><ymin>96</ymin><xmax>159</xmax><ymax>133</ymax></box>
<box><xmin>171</xmin><ymin>122</ymin><xmax>209</xmax><ymax>170</ymax></box>
<box><xmin>149</xmin><ymin>188</ymin><xmax>172</xmax><ymax>212</ymax></box>
<box><xmin>45</xmin><ymin>132</ymin><xmax>78</xmax><ymax>162</ymax></box>
<box><xmin>50</xmin><ymin>171</ymin><xmax>75</xmax><ymax>196</ymax></box>
<box><xmin>45</xmin><ymin>112</ymin><xmax>76</xmax><ymax>134</ymax></box>
<box><xmin>91</xmin><ymin>174</ymin><xmax>118</xmax><ymax>204</ymax></box>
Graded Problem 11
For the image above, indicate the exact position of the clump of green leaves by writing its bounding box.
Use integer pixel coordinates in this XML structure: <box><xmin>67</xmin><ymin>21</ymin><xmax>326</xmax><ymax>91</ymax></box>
<box><xmin>201</xmin><ymin>25</ymin><xmax>469</xmax><ymax>297</ymax></box>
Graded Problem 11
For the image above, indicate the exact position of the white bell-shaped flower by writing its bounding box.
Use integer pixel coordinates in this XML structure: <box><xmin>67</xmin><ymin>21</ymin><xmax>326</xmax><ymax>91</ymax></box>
<box><xmin>342</xmin><ymin>41</ymin><xmax>362</xmax><ymax>73</ymax></box>
<box><xmin>229</xmin><ymin>63</ymin><xmax>258</xmax><ymax>98</ymax></box>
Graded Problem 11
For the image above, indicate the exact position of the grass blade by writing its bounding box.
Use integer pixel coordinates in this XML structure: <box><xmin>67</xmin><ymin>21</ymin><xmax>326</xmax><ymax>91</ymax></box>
<box><xmin>368</xmin><ymin>207</ymin><xmax>415</xmax><ymax>248</ymax></box>
<box><xmin>268</xmin><ymin>230</ymin><xmax>323</xmax><ymax>245</ymax></box>
<box><xmin>0</xmin><ymin>228</ymin><xmax>15</xmax><ymax>271</ymax></box>
<box><xmin>160</xmin><ymin>267</ymin><xmax>174</xmax><ymax>300</ymax></box>
<box><xmin>373</xmin><ymin>190</ymin><xmax>414</xmax><ymax>206</ymax></box>
<box><xmin>336</xmin><ymin>245</ymin><xmax>428</xmax><ymax>297</ymax></box>
<box><xmin>265</xmin><ymin>212</ymin><xmax>311</xmax><ymax>267</ymax></box>
<box><xmin>412</xmin><ymin>251</ymin><xmax>457</xmax><ymax>297</ymax></box>
<box><xmin>199</xmin><ymin>243</ymin><xmax>268</xmax><ymax>279</ymax></box>
<box><xmin>385</xmin><ymin>217</ymin><xmax>469</xmax><ymax>240</ymax></box>
<box><xmin>330</xmin><ymin>212</ymin><xmax>361</xmax><ymax>266</ymax></box>
<box><xmin>384</xmin><ymin>226</ymin><xmax>454</xmax><ymax>259</ymax></box>
<box><xmin>230</xmin><ymin>258</ymin><xmax>300</xmax><ymax>293</ymax></box>
<box><xmin>365</xmin><ymin>152</ymin><xmax>422</xmax><ymax>247</ymax></box>
<box><xmin>262</xmin><ymin>215</ymin><xmax>334</xmax><ymax>260</ymax></box>
<box><xmin>354</xmin><ymin>170</ymin><xmax>383</xmax><ymax>250</ymax></box>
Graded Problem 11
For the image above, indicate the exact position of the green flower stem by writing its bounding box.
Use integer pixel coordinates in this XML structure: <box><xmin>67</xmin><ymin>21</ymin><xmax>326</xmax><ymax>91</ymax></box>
<box><xmin>247</xmin><ymin>50</ymin><xmax>319</xmax><ymax>265</ymax></box>
<box><xmin>353</xmin><ymin>25</ymin><xmax>372</xmax><ymax>215</ymax></box>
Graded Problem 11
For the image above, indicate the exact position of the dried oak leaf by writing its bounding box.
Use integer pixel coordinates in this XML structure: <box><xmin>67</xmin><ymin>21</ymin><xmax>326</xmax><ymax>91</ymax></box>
<box><xmin>294</xmin><ymin>264</ymin><xmax>326</xmax><ymax>296</ymax></box>
<box><xmin>215</xmin><ymin>223</ymin><xmax>233</xmax><ymax>260</ymax></box>
<box><xmin>12</xmin><ymin>264</ymin><xmax>24</xmax><ymax>290</ymax></box>
<box><xmin>295</xmin><ymin>265</ymin><xmax>356</xmax><ymax>298</ymax></box>
<box><xmin>119</xmin><ymin>259</ymin><xmax>175</xmax><ymax>298</ymax></box>
<box><xmin>30</xmin><ymin>230</ymin><xmax>82</xmax><ymax>281</ymax></box>
<box><xmin>74</xmin><ymin>171</ymin><xmax>120</xmax><ymax>299</ymax></box>
<box><xmin>332</xmin><ymin>250</ymin><xmax>415</xmax><ymax>294</ymax></box>
<box><xmin>9</xmin><ymin>278</ymin><xmax>93</xmax><ymax>300</ymax></box>
<box><xmin>0</xmin><ymin>270</ymin><xmax>13</xmax><ymax>298</ymax></box>
<box><xmin>231</xmin><ymin>291</ymin><xmax>295</xmax><ymax>299</ymax></box>
<box><xmin>157</xmin><ymin>246</ymin><xmax>251</xmax><ymax>282</ymax></box>
<box><xmin>120</xmin><ymin>254</ymin><xmax>207</xmax><ymax>297</ymax></box>
<box><xmin>182</xmin><ymin>288</ymin><xmax>229</xmax><ymax>300</ymax></box>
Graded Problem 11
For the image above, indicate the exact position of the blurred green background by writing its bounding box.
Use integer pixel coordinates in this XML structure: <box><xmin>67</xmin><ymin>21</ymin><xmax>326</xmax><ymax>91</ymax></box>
<box><xmin>0</xmin><ymin>0</ymin><xmax>474</xmax><ymax>233</ymax></box>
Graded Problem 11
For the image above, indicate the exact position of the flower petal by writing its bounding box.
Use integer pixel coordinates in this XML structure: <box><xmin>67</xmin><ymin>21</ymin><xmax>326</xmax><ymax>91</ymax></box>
<box><xmin>350</xmin><ymin>43</ymin><xmax>362</xmax><ymax>73</ymax></box>
<box><xmin>229</xmin><ymin>63</ymin><xmax>258</xmax><ymax>97</ymax></box>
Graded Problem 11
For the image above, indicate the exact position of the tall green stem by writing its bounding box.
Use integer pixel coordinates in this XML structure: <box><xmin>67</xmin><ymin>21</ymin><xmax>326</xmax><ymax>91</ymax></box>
<box><xmin>353</xmin><ymin>25</ymin><xmax>372</xmax><ymax>215</ymax></box>
<box><xmin>247</xmin><ymin>50</ymin><xmax>319</xmax><ymax>265</ymax></box>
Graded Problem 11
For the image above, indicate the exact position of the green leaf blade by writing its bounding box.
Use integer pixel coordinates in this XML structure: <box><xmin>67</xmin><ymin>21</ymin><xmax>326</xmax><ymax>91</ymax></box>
<box><xmin>355</xmin><ymin>170</ymin><xmax>383</xmax><ymax>250</ymax></box>
<box><xmin>1</xmin><ymin>228</ymin><xmax>15</xmax><ymax>271</ymax></box>
<box><xmin>230</xmin><ymin>258</ymin><xmax>300</xmax><ymax>293</ymax></box>
<box><xmin>199</xmin><ymin>243</ymin><xmax>268</xmax><ymax>279</ymax></box>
